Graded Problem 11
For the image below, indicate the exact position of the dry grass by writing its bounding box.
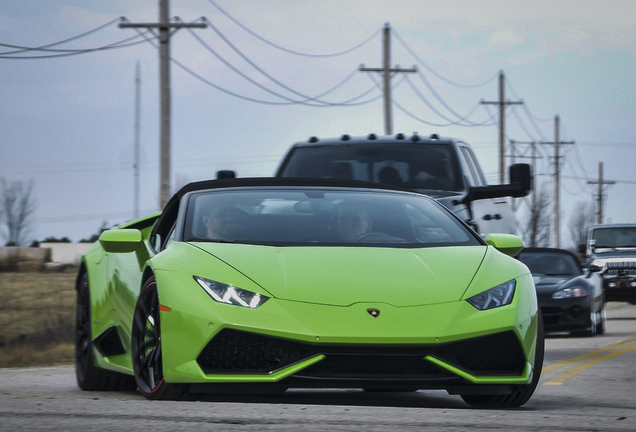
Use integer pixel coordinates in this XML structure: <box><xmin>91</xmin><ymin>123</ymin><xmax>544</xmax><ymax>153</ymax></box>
<box><xmin>0</xmin><ymin>269</ymin><xmax>77</xmax><ymax>368</ymax></box>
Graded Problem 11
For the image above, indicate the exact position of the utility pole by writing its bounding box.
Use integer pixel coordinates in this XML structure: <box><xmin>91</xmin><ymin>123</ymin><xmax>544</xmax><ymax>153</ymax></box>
<box><xmin>359</xmin><ymin>23</ymin><xmax>416</xmax><ymax>135</ymax></box>
<box><xmin>481</xmin><ymin>71</ymin><xmax>523</xmax><ymax>184</ymax></box>
<box><xmin>134</xmin><ymin>61</ymin><xmax>141</xmax><ymax>219</ymax></box>
<box><xmin>540</xmin><ymin>115</ymin><xmax>574</xmax><ymax>248</ymax></box>
<box><xmin>120</xmin><ymin>0</ymin><xmax>206</xmax><ymax>208</ymax></box>
<box><xmin>588</xmin><ymin>161</ymin><xmax>615</xmax><ymax>224</ymax></box>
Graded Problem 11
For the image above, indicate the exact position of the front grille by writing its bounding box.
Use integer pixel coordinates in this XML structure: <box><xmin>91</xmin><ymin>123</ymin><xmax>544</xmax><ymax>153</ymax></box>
<box><xmin>433</xmin><ymin>331</ymin><xmax>526</xmax><ymax>375</ymax></box>
<box><xmin>196</xmin><ymin>329</ymin><xmax>316</xmax><ymax>373</ymax></box>
<box><xmin>196</xmin><ymin>329</ymin><xmax>526</xmax><ymax>377</ymax></box>
<box><xmin>605</xmin><ymin>261</ymin><xmax>636</xmax><ymax>277</ymax></box>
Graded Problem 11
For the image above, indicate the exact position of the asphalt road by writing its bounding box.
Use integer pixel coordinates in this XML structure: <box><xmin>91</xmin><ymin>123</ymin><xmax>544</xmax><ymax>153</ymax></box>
<box><xmin>1</xmin><ymin>302</ymin><xmax>635</xmax><ymax>431</ymax></box>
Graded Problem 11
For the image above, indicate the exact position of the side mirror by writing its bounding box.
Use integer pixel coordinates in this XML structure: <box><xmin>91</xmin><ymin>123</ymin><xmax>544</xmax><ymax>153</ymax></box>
<box><xmin>578</xmin><ymin>243</ymin><xmax>586</xmax><ymax>255</ymax></box>
<box><xmin>484</xmin><ymin>233</ymin><xmax>524</xmax><ymax>257</ymax></box>
<box><xmin>588</xmin><ymin>239</ymin><xmax>596</xmax><ymax>254</ymax></box>
<box><xmin>509</xmin><ymin>163</ymin><xmax>532</xmax><ymax>197</ymax></box>
<box><xmin>99</xmin><ymin>229</ymin><xmax>144</xmax><ymax>253</ymax></box>
<box><xmin>464</xmin><ymin>163</ymin><xmax>533</xmax><ymax>204</ymax></box>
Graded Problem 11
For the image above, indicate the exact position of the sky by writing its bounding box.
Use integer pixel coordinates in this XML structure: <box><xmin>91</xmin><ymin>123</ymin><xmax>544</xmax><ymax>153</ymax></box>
<box><xmin>1</xmin><ymin>0</ymin><xmax>635</xmax><ymax>248</ymax></box>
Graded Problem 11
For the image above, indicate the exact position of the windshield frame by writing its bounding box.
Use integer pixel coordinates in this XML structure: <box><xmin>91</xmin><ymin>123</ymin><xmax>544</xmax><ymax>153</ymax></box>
<box><xmin>278</xmin><ymin>143</ymin><xmax>465</xmax><ymax>192</ymax></box>
<box><xmin>181</xmin><ymin>186</ymin><xmax>483</xmax><ymax>248</ymax></box>
<box><xmin>518</xmin><ymin>250</ymin><xmax>583</xmax><ymax>277</ymax></box>
<box><xmin>591</xmin><ymin>226</ymin><xmax>636</xmax><ymax>249</ymax></box>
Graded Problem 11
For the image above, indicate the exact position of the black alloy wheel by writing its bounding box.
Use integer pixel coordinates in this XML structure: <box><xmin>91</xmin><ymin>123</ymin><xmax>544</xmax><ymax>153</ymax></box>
<box><xmin>131</xmin><ymin>277</ymin><xmax>188</xmax><ymax>400</ymax></box>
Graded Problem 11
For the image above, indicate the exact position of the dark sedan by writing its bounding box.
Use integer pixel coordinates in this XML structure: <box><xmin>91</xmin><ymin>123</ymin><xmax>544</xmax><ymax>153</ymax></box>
<box><xmin>517</xmin><ymin>248</ymin><xmax>605</xmax><ymax>336</ymax></box>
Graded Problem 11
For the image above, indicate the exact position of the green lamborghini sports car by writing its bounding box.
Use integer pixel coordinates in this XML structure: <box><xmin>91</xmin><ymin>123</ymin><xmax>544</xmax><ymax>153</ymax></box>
<box><xmin>75</xmin><ymin>178</ymin><xmax>543</xmax><ymax>408</ymax></box>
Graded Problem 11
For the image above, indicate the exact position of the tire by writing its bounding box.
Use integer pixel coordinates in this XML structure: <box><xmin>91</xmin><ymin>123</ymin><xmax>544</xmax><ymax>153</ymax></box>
<box><xmin>460</xmin><ymin>311</ymin><xmax>545</xmax><ymax>409</ymax></box>
<box><xmin>573</xmin><ymin>309</ymin><xmax>597</xmax><ymax>337</ymax></box>
<box><xmin>583</xmin><ymin>309</ymin><xmax>597</xmax><ymax>337</ymax></box>
<box><xmin>132</xmin><ymin>277</ymin><xmax>189</xmax><ymax>400</ymax></box>
<box><xmin>75</xmin><ymin>272</ymin><xmax>136</xmax><ymax>391</ymax></box>
<box><xmin>595</xmin><ymin>308</ymin><xmax>606</xmax><ymax>335</ymax></box>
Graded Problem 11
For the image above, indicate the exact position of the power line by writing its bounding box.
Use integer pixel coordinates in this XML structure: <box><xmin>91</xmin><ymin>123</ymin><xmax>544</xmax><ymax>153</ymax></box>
<box><xmin>189</xmin><ymin>18</ymin><xmax>375</xmax><ymax>106</ymax></box>
<box><xmin>205</xmin><ymin>0</ymin><xmax>381</xmax><ymax>58</ymax></box>
<box><xmin>130</xmin><ymin>19</ymin><xmax>384</xmax><ymax>107</ymax></box>
<box><xmin>0</xmin><ymin>17</ymin><xmax>123</xmax><ymax>55</ymax></box>
<box><xmin>0</xmin><ymin>19</ymin><xmax>157</xmax><ymax>59</ymax></box>
<box><xmin>411</xmin><ymin>71</ymin><xmax>495</xmax><ymax>126</ymax></box>
<box><xmin>392</xmin><ymin>29</ymin><xmax>498</xmax><ymax>89</ymax></box>
<box><xmin>403</xmin><ymin>75</ymin><xmax>493</xmax><ymax>127</ymax></box>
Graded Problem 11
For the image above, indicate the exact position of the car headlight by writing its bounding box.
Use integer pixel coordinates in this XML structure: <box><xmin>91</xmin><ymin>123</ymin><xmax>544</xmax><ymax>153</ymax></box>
<box><xmin>466</xmin><ymin>280</ymin><xmax>516</xmax><ymax>310</ymax></box>
<box><xmin>552</xmin><ymin>286</ymin><xmax>588</xmax><ymax>299</ymax></box>
<box><xmin>591</xmin><ymin>259</ymin><xmax>606</xmax><ymax>268</ymax></box>
<box><xmin>194</xmin><ymin>276</ymin><xmax>269</xmax><ymax>308</ymax></box>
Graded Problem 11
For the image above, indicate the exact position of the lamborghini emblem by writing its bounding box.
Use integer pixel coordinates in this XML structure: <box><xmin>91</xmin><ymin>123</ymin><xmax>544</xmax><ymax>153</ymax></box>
<box><xmin>367</xmin><ymin>308</ymin><xmax>380</xmax><ymax>318</ymax></box>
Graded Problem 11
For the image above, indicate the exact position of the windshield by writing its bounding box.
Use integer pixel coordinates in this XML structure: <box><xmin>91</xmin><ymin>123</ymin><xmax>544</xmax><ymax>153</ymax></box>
<box><xmin>184</xmin><ymin>188</ymin><xmax>480</xmax><ymax>247</ymax></box>
<box><xmin>518</xmin><ymin>251</ymin><xmax>581</xmax><ymax>277</ymax></box>
<box><xmin>278</xmin><ymin>144</ymin><xmax>463</xmax><ymax>191</ymax></box>
<box><xmin>591</xmin><ymin>227</ymin><xmax>636</xmax><ymax>249</ymax></box>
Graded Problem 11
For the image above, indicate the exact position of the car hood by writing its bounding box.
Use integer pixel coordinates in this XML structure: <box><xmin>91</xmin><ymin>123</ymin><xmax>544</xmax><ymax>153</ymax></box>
<box><xmin>532</xmin><ymin>275</ymin><xmax>569</xmax><ymax>292</ymax></box>
<box><xmin>190</xmin><ymin>243</ymin><xmax>487</xmax><ymax>307</ymax></box>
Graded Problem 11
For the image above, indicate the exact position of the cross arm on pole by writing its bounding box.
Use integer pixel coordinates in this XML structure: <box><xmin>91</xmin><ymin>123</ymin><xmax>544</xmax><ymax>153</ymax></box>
<box><xmin>119</xmin><ymin>22</ymin><xmax>207</xmax><ymax>28</ymax></box>
<box><xmin>359</xmin><ymin>66</ymin><xmax>418</xmax><ymax>73</ymax></box>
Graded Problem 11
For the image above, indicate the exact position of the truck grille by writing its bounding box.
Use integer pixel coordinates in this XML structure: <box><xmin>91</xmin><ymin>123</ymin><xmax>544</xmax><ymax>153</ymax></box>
<box><xmin>605</xmin><ymin>261</ymin><xmax>636</xmax><ymax>277</ymax></box>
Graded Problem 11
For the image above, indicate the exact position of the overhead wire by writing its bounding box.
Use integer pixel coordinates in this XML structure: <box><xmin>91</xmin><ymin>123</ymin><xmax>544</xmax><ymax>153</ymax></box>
<box><xmin>205</xmin><ymin>0</ymin><xmax>381</xmax><ymax>58</ymax></box>
<box><xmin>511</xmin><ymin>108</ymin><xmax>540</xmax><ymax>142</ymax></box>
<box><xmin>411</xmin><ymin>71</ymin><xmax>496</xmax><ymax>126</ymax></box>
<box><xmin>0</xmin><ymin>31</ymin><xmax>156</xmax><ymax>59</ymax></box>
<box><xmin>564</xmin><ymin>151</ymin><xmax>592</xmax><ymax>194</ymax></box>
<box><xmin>392</xmin><ymin>29</ymin><xmax>498</xmax><ymax>89</ymax></box>
<box><xmin>506</xmin><ymin>79</ymin><xmax>550</xmax><ymax>141</ymax></box>
<box><xmin>375</xmin><ymin>75</ymin><xmax>485</xmax><ymax>128</ymax></box>
<box><xmin>0</xmin><ymin>17</ymin><xmax>124</xmax><ymax>55</ymax></box>
<box><xmin>189</xmin><ymin>17</ymin><xmax>375</xmax><ymax>106</ymax></box>
<box><xmin>134</xmin><ymin>21</ymin><xmax>383</xmax><ymax>107</ymax></box>
<box><xmin>404</xmin><ymin>75</ymin><xmax>494</xmax><ymax>126</ymax></box>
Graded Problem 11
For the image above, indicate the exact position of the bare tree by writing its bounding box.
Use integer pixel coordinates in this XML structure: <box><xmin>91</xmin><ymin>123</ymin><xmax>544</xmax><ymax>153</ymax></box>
<box><xmin>523</xmin><ymin>183</ymin><xmax>551</xmax><ymax>247</ymax></box>
<box><xmin>568</xmin><ymin>201</ymin><xmax>595</xmax><ymax>251</ymax></box>
<box><xmin>0</xmin><ymin>178</ymin><xmax>36</xmax><ymax>246</ymax></box>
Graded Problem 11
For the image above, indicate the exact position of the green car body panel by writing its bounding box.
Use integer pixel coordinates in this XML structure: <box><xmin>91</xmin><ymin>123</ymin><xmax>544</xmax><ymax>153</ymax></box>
<box><xmin>83</xmin><ymin>231</ymin><xmax>538</xmax><ymax>383</ymax></box>
<box><xmin>76</xmin><ymin>179</ymin><xmax>541</xmax><ymax>407</ymax></box>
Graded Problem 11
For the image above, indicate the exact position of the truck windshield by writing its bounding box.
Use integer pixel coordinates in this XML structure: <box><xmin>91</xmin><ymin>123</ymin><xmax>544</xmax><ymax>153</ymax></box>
<box><xmin>278</xmin><ymin>144</ymin><xmax>463</xmax><ymax>192</ymax></box>
<box><xmin>592</xmin><ymin>227</ymin><xmax>636</xmax><ymax>248</ymax></box>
